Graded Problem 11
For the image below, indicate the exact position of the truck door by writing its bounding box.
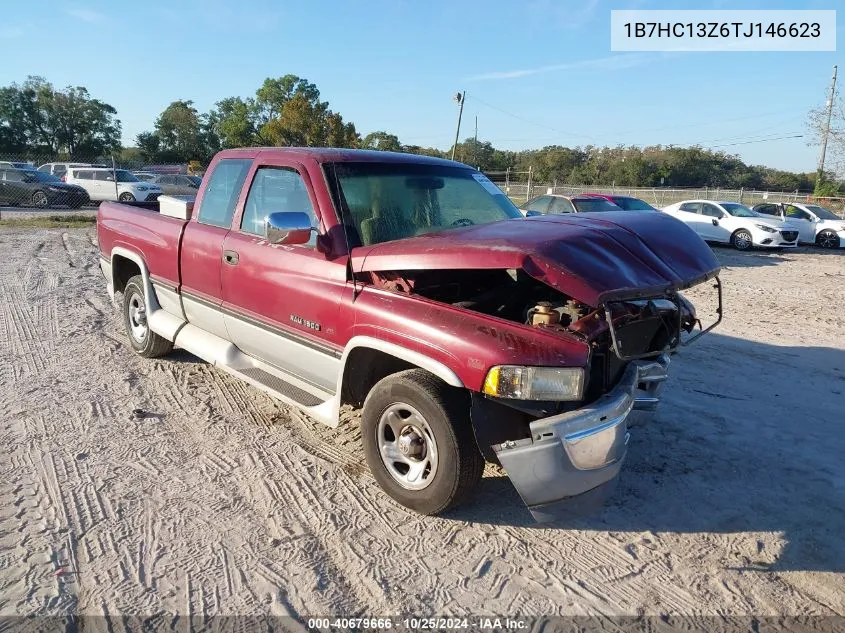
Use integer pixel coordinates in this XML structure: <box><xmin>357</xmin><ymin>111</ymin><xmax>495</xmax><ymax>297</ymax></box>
<box><xmin>180</xmin><ymin>158</ymin><xmax>252</xmax><ymax>340</ymax></box>
<box><xmin>220</xmin><ymin>157</ymin><xmax>348</xmax><ymax>392</ymax></box>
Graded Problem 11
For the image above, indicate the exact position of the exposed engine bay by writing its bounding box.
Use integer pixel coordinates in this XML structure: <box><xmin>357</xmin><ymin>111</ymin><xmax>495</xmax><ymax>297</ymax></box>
<box><xmin>369</xmin><ymin>267</ymin><xmax>696</xmax><ymax>351</ymax></box>
<box><xmin>368</xmin><ymin>267</ymin><xmax>702</xmax><ymax>402</ymax></box>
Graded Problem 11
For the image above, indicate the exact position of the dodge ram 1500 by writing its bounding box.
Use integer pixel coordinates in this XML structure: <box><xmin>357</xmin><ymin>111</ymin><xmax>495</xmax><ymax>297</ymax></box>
<box><xmin>97</xmin><ymin>148</ymin><xmax>722</xmax><ymax>521</ymax></box>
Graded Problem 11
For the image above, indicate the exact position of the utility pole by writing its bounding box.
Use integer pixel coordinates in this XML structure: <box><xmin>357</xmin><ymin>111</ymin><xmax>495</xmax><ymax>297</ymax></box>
<box><xmin>451</xmin><ymin>91</ymin><xmax>465</xmax><ymax>161</ymax></box>
<box><xmin>474</xmin><ymin>115</ymin><xmax>478</xmax><ymax>167</ymax></box>
<box><xmin>817</xmin><ymin>65</ymin><xmax>838</xmax><ymax>188</ymax></box>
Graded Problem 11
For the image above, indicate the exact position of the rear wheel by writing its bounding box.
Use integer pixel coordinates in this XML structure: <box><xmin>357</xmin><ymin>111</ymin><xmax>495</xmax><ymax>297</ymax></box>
<box><xmin>119</xmin><ymin>192</ymin><xmax>135</xmax><ymax>202</ymax></box>
<box><xmin>731</xmin><ymin>229</ymin><xmax>753</xmax><ymax>251</ymax></box>
<box><xmin>816</xmin><ymin>230</ymin><xmax>840</xmax><ymax>249</ymax></box>
<box><xmin>360</xmin><ymin>369</ymin><xmax>484</xmax><ymax>515</ymax></box>
<box><xmin>31</xmin><ymin>191</ymin><xmax>49</xmax><ymax>208</ymax></box>
<box><xmin>122</xmin><ymin>275</ymin><xmax>173</xmax><ymax>358</ymax></box>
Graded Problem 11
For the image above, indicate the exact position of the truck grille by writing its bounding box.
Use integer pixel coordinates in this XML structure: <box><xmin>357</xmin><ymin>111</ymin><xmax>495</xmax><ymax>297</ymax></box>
<box><xmin>780</xmin><ymin>230</ymin><xmax>798</xmax><ymax>242</ymax></box>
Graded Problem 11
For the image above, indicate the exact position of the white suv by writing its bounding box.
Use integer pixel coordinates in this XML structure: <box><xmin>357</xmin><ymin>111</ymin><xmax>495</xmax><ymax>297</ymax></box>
<box><xmin>37</xmin><ymin>162</ymin><xmax>107</xmax><ymax>180</ymax></box>
<box><xmin>65</xmin><ymin>168</ymin><xmax>162</xmax><ymax>202</ymax></box>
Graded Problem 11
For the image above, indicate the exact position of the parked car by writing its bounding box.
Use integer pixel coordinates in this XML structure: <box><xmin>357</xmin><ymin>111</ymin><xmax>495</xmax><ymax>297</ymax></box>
<box><xmin>0</xmin><ymin>161</ymin><xmax>36</xmax><ymax>170</ymax></box>
<box><xmin>520</xmin><ymin>194</ymin><xmax>621</xmax><ymax>216</ymax></box>
<box><xmin>97</xmin><ymin>148</ymin><xmax>721</xmax><ymax>521</ymax></box>
<box><xmin>133</xmin><ymin>172</ymin><xmax>159</xmax><ymax>182</ymax></box>
<box><xmin>66</xmin><ymin>168</ymin><xmax>162</xmax><ymax>202</ymax></box>
<box><xmin>0</xmin><ymin>168</ymin><xmax>90</xmax><ymax>208</ymax></box>
<box><xmin>581</xmin><ymin>193</ymin><xmax>659</xmax><ymax>211</ymax></box>
<box><xmin>37</xmin><ymin>162</ymin><xmax>108</xmax><ymax>180</ymax></box>
<box><xmin>661</xmin><ymin>200</ymin><xmax>798</xmax><ymax>250</ymax></box>
<box><xmin>152</xmin><ymin>174</ymin><xmax>202</xmax><ymax>196</ymax></box>
<box><xmin>752</xmin><ymin>201</ymin><xmax>845</xmax><ymax>249</ymax></box>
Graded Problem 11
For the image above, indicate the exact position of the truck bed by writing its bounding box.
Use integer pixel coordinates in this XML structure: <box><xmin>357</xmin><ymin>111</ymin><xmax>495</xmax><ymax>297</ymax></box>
<box><xmin>97</xmin><ymin>200</ymin><xmax>188</xmax><ymax>287</ymax></box>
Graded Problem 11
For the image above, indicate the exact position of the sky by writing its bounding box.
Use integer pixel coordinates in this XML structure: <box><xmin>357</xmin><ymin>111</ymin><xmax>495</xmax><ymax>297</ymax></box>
<box><xmin>1</xmin><ymin>0</ymin><xmax>841</xmax><ymax>173</ymax></box>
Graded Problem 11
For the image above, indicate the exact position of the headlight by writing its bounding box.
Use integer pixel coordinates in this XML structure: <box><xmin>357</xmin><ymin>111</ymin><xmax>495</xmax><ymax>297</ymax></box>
<box><xmin>136</xmin><ymin>186</ymin><xmax>149</xmax><ymax>191</ymax></box>
<box><xmin>754</xmin><ymin>223</ymin><xmax>776</xmax><ymax>233</ymax></box>
<box><xmin>483</xmin><ymin>366</ymin><xmax>584</xmax><ymax>401</ymax></box>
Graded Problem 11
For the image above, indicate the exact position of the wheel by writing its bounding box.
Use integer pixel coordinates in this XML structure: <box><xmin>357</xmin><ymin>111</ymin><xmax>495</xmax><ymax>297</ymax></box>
<box><xmin>122</xmin><ymin>275</ymin><xmax>173</xmax><ymax>358</ymax></box>
<box><xmin>31</xmin><ymin>191</ymin><xmax>49</xmax><ymax>208</ymax></box>
<box><xmin>816</xmin><ymin>230</ymin><xmax>840</xmax><ymax>249</ymax></box>
<box><xmin>731</xmin><ymin>229</ymin><xmax>753</xmax><ymax>251</ymax></box>
<box><xmin>360</xmin><ymin>369</ymin><xmax>484</xmax><ymax>515</ymax></box>
<box><xmin>119</xmin><ymin>192</ymin><xmax>136</xmax><ymax>202</ymax></box>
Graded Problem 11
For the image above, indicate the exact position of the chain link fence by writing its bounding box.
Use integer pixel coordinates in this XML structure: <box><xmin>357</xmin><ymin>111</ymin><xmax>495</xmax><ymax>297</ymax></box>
<box><xmin>0</xmin><ymin>156</ymin><xmax>199</xmax><ymax>210</ymax></box>
<box><xmin>494</xmin><ymin>181</ymin><xmax>845</xmax><ymax>217</ymax></box>
<box><xmin>2</xmin><ymin>154</ymin><xmax>843</xmax><ymax>219</ymax></box>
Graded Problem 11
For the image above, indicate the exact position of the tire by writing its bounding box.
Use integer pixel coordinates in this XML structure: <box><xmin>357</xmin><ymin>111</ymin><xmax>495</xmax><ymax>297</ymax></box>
<box><xmin>361</xmin><ymin>369</ymin><xmax>484</xmax><ymax>515</ymax></box>
<box><xmin>816</xmin><ymin>230</ymin><xmax>840</xmax><ymax>249</ymax></box>
<box><xmin>31</xmin><ymin>190</ymin><xmax>49</xmax><ymax>208</ymax></box>
<box><xmin>119</xmin><ymin>192</ymin><xmax>136</xmax><ymax>202</ymax></box>
<box><xmin>731</xmin><ymin>229</ymin><xmax>753</xmax><ymax>251</ymax></box>
<box><xmin>122</xmin><ymin>275</ymin><xmax>173</xmax><ymax>358</ymax></box>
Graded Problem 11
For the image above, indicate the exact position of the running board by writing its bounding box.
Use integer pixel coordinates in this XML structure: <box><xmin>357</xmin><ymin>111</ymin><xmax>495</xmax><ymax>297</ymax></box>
<box><xmin>169</xmin><ymin>321</ymin><xmax>339</xmax><ymax>427</ymax></box>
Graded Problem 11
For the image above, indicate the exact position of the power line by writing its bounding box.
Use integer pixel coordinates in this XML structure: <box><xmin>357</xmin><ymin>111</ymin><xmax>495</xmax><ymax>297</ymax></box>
<box><xmin>465</xmin><ymin>93</ymin><xmax>596</xmax><ymax>141</ymax></box>
<box><xmin>708</xmin><ymin>134</ymin><xmax>803</xmax><ymax>148</ymax></box>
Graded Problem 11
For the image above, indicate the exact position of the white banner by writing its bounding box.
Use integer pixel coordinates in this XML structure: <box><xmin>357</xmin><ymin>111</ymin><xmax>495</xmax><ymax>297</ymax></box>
<box><xmin>611</xmin><ymin>10</ymin><xmax>836</xmax><ymax>51</ymax></box>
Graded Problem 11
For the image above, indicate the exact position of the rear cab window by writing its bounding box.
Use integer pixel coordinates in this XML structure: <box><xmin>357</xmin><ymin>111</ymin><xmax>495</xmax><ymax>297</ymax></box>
<box><xmin>196</xmin><ymin>159</ymin><xmax>252</xmax><ymax>228</ymax></box>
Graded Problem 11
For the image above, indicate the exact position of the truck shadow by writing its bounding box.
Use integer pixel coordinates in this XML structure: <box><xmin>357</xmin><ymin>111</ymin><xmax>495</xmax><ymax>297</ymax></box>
<box><xmin>448</xmin><ymin>333</ymin><xmax>845</xmax><ymax>573</ymax></box>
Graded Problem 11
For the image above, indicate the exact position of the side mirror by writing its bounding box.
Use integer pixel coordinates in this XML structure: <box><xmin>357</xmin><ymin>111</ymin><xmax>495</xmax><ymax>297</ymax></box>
<box><xmin>265</xmin><ymin>211</ymin><xmax>314</xmax><ymax>245</ymax></box>
<box><xmin>525</xmin><ymin>209</ymin><xmax>542</xmax><ymax>217</ymax></box>
<box><xmin>712</xmin><ymin>218</ymin><xmax>719</xmax><ymax>225</ymax></box>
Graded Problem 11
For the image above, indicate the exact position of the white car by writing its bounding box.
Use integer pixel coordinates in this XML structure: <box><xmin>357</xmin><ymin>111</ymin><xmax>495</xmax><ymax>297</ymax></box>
<box><xmin>65</xmin><ymin>167</ymin><xmax>162</xmax><ymax>202</ymax></box>
<box><xmin>752</xmin><ymin>202</ymin><xmax>845</xmax><ymax>249</ymax></box>
<box><xmin>661</xmin><ymin>200</ymin><xmax>798</xmax><ymax>251</ymax></box>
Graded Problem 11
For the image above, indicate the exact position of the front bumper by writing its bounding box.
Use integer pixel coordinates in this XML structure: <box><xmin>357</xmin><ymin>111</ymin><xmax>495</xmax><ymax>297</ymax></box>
<box><xmin>493</xmin><ymin>354</ymin><xmax>670</xmax><ymax>522</ymax></box>
<box><xmin>752</xmin><ymin>227</ymin><xmax>798</xmax><ymax>248</ymax></box>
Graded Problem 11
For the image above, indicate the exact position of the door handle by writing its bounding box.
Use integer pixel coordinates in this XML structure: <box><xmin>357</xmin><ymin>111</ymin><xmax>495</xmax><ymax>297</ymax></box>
<box><xmin>223</xmin><ymin>250</ymin><xmax>239</xmax><ymax>265</ymax></box>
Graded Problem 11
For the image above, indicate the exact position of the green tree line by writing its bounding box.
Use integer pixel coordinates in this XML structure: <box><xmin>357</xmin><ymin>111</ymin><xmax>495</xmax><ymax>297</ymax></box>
<box><xmin>0</xmin><ymin>74</ymin><xmax>832</xmax><ymax>192</ymax></box>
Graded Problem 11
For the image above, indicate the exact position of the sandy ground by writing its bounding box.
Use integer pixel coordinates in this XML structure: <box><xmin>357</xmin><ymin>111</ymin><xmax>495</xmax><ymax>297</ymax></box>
<box><xmin>1</xmin><ymin>227</ymin><xmax>844</xmax><ymax>621</ymax></box>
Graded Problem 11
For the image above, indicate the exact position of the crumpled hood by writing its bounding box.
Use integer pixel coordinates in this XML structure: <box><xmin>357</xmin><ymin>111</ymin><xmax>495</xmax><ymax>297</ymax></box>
<box><xmin>353</xmin><ymin>211</ymin><xmax>721</xmax><ymax>307</ymax></box>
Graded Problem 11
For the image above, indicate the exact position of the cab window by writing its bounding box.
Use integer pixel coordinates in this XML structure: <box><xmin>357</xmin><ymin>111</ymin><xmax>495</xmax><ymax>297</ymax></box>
<box><xmin>197</xmin><ymin>158</ymin><xmax>252</xmax><ymax>228</ymax></box>
<box><xmin>241</xmin><ymin>166</ymin><xmax>316</xmax><ymax>245</ymax></box>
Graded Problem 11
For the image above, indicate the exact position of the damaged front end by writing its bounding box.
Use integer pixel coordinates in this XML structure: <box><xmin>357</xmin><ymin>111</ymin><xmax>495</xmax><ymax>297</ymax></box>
<box><xmin>354</xmin><ymin>212</ymin><xmax>723</xmax><ymax>521</ymax></box>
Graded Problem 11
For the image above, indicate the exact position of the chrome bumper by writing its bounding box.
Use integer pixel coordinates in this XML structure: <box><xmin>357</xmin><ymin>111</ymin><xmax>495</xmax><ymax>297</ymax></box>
<box><xmin>494</xmin><ymin>354</ymin><xmax>670</xmax><ymax>522</ymax></box>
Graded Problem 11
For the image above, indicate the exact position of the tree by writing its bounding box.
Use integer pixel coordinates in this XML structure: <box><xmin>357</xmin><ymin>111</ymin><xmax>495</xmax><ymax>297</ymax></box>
<box><xmin>210</xmin><ymin>96</ymin><xmax>258</xmax><ymax>148</ymax></box>
<box><xmin>361</xmin><ymin>131</ymin><xmax>402</xmax><ymax>151</ymax></box>
<box><xmin>806</xmin><ymin>88</ymin><xmax>845</xmax><ymax>183</ymax></box>
<box><xmin>0</xmin><ymin>75</ymin><xmax>121</xmax><ymax>158</ymax></box>
<box><xmin>204</xmin><ymin>74</ymin><xmax>360</xmax><ymax>151</ymax></box>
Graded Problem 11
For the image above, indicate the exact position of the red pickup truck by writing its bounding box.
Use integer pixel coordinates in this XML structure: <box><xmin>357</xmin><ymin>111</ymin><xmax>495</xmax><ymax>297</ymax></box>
<box><xmin>98</xmin><ymin>148</ymin><xmax>721</xmax><ymax>521</ymax></box>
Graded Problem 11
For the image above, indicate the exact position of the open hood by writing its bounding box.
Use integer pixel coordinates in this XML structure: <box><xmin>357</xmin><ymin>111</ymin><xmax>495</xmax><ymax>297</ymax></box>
<box><xmin>352</xmin><ymin>212</ymin><xmax>721</xmax><ymax>307</ymax></box>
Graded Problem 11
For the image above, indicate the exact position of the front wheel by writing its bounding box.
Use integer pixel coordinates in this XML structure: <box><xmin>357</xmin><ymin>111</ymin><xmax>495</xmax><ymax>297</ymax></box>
<box><xmin>31</xmin><ymin>191</ymin><xmax>49</xmax><ymax>208</ymax></box>
<box><xmin>122</xmin><ymin>275</ymin><xmax>173</xmax><ymax>358</ymax></box>
<box><xmin>731</xmin><ymin>229</ymin><xmax>753</xmax><ymax>251</ymax></box>
<box><xmin>816</xmin><ymin>230</ymin><xmax>840</xmax><ymax>249</ymax></box>
<box><xmin>361</xmin><ymin>369</ymin><xmax>484</xmax><ymax>515</ymax></box>
<box><xmin>118</xmin><ymin>192</ymin><xmax>136</xmax><ymax>202</ymax></box>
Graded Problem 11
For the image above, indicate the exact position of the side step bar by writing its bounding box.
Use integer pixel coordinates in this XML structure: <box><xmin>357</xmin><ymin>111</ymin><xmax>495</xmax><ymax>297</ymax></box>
<box><xmin>169</xmin><ymin>320</ymin><xmax>340</xmax><ymax>427</ymax></box>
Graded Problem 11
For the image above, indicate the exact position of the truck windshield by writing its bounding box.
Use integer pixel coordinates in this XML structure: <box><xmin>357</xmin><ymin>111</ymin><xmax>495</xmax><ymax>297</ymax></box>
<box><xmin>327</xmin><ymin>162</ymin><xmax>522</xmax><ymax>246</ymax></box>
